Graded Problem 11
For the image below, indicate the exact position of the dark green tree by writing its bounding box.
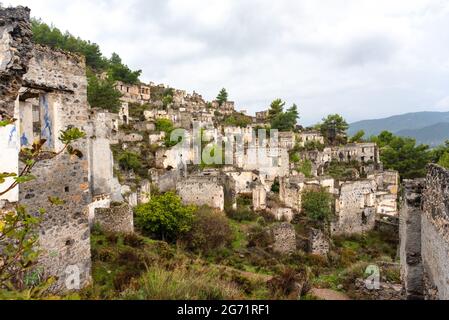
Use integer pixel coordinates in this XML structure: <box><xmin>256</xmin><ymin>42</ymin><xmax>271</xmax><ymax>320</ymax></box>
<box><xmin>216</xmin><ymin>88</ymin><xmax>228</xmax><ymax>106</ymax></box>
<box><xmin>268</xmin><ymin>99</ymin><xmax>285</xmax><ymax>122</ymax></box>
<box><xmin>87</xmin><ymin>72</ymin><xmax>122</xmax><ymax>113</ymax></box>
<box><xmin>31</xmin><ymin>19</ymin><xmax>108</xmax><ymax>71</ymax></box>
<box><xmin>270</xmin><ymin>102</ymin><xmax>299</xmax><ymax>132</ymax></box>
<box><xmin>350</xmin><ymin>130</ymin><xmax>365</xmax><ymax>143</ymax></box>
<box><xmin>108</xmin><ymin>53</ymin><xmax>142</xmax><ymax>84</ymax></box>
<box><xmin>380</xmin><ymin>135</ymin><xmax>431</xmax><ymax>179</ymax></box>
<box><xmin>319</xmin><ymin>114</ymin><xmax>349</xmax><ymax>145</ymax></box>
<box><xmin>430</xmin><ymin>140</ymin><xmax>449</xmax><ymax>163</ymax></box>
<box><xmin>370</xmin><ymin>131</ymin><xmax>394</xmax><ymax>148</ymax></box>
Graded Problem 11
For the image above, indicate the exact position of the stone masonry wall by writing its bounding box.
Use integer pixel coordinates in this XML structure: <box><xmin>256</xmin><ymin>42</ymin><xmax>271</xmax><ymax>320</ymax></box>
<box><xmin>421</xmin><ymin>164</ymin><xmax>449</xmax><ymax>299</ymax></box>
<box><xmin>0</xmin><ymin>6</ymin><xmax>33</xmax><ymax>118</ymax></box>
<box><xmin>177</xmin><ymin>176</ymin><xmax>225</xmax><ymax>211</ymax></box>
<box><xmin>400</xmin><ymin>165</ymin><xmax>449</xmax><ymax>300</ymax></box>
<box><xmin>331</xmin><ymin>180</ymin><xmax>377</xmax><ymax>236</ymax></box>
<box><xmin>94</xmin><ymin>203</ymin><xmax>134</xmax><ymax>234</ymax></box>
<box><xmin>16</xmin><ymin>38</ymin><xmax>92</xmax><ymax>291</ymax></box>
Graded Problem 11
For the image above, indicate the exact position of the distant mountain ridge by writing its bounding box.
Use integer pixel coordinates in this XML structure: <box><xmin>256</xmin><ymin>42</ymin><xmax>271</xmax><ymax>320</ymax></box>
<box><xmin>349</xmin><ymin>111</ymin><xmax>449</xmax><ymax>147</ymax></box>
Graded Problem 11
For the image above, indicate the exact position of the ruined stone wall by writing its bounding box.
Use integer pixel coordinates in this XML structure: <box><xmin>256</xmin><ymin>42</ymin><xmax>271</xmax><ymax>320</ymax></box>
<box><xmin>0</xmin><ymin>6</ymin><xmax>33</xmax><ymax>118</ymax></box>
<box><xmin>88</xmin><ymin>109</ymin><xmax>122</xmax><ymax>201</ymax></box>
<box><xmin>421</xmin><ymin>165</ymin><xmax>449</xmax><ymax>299</ymax></box>
<box><xmin>176</xmin><ymin>176</ymin><xmax>225</xmax><ymax>210</ymax></box>
<box><xmin>331</xmin><ymin>179</ymin><xmax>377</xmax><ymax>236</ymax></box>
<box><xmin>271</xmin><ymin>223</ymin><xmax>296</xmax><ymax>254</ymax></box>
<box><xmin>15</xmin><ymin>40</ymin><xmax>92</xmax><ymax>291</ymax></box>
<box><xmin>400</xmin><ymin>165</ymin><xmax>449</xmax><ymax>300</ymax></box>
<box><xmin>373</xmin><ymin>171</ymin><xmax>399</xmax><ymax>216</ymax></box>
<box><xmin>94</xmin><ymin>203</ymin><xmax>134</xmax><ymax>234</ymax></box>
<box><xmin>0</xmin><ymin>6</ymin><xmax>33</xmax><ymax>201</ymax></box>
<box><xmin>309</xmin><ymin>228</ymin><xmax>330</xmax><ymax>257</ymax></box>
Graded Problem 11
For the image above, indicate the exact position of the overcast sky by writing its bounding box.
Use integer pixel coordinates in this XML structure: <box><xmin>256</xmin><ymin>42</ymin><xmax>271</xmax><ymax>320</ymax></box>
<box><xmin>5</xmin><ymin>0</ymin><xmax>449</xmax><ymax>125</ymax></box>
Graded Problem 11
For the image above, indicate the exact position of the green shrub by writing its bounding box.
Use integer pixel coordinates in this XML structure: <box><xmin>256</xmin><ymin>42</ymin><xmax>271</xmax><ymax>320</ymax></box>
<box><xmin>297</xmin><ymin>160</ymin><xmax>313</xmax><ymax>178</ymax></box>
<box><xmin>223</xmin><ymin>113</ymin><xmax>252</xmax><ymax>128</ymax></box>
<box><xmin>271</xmin><ymin>179</ymin><xmax>280</xmax><ymax>193</ymax></box>
<box><xmin>155</xmin><ymin>119</ymin><xmax>174</xmax><ymax>134</ymax></box>
<box><xmin>118</xmin><ymin>151</ymin><xmax>142</xmax><ymax>172</ymax></box>
<box><xmin>227</xmin><ymin>208</ymin><xmax>257</xmax><ymax>222</ymax></box>
<box><xmin>301</xmin><ymin>188</ymin><xmax>333</xmax><ymax>221</ymax></box>
<box><xmin>134</xmin><ymin>192</ymin><xmax>196</xmax><ymax>242</ymax></box>
<box><xmin>183</xmin><ymin>206</ymin><xmax>233</xmax><ymax>254</ymax></box>
<box><xmin>303</xmin><ymin>141</ymin><xmax>325</xmax><ymax>152</ymax></box>
<box><xmin>290</xmin><ymin>153</ymin><xmax>301</xmax><ymax>164</ymax></box>
<box><xmin>247</xmin><ymin>225</ymin><xmax>273</xmax><ymax>249</ymax></box>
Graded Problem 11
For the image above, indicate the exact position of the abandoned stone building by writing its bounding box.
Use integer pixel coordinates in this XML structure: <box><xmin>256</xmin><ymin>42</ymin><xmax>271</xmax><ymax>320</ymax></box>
<box><xmin>0</xmin><ymin>6</ymin><xmax>132</xmax><ymax>292</ymax></box>
<box><xmin>278</xmin><ymin>170</ymin><xmax>399</xmax><ymax>236</ymax></box>
<box><xmin>299</xmin><ymin>130</ymin><xmax>325</xmax><ymax>147</ymax></box>
<box><xmin>1</xmin><ymin>7</ymin><xmax>92</xmax><ymax>290</ymax></box>
<box><xmin>115</xmin><ymin>80</ymin><xmax>151</xmax><ymax>105</ymax></box>
<box><xmin>255</xmin><ymin>110</ymin><xmax>270</xmax><ymax>123</ymax></box>
<box><xmin>400</xmin><ymin>165</ymin><xmax>449</xmax><ymax>300</ymax></box>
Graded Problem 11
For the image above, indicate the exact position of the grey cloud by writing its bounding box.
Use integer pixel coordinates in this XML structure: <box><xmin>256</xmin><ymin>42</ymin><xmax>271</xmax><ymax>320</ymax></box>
<box><xmin>339</xmin><ymin>35</ymin><xmax>398</xmax><ymax>67</ymax></box>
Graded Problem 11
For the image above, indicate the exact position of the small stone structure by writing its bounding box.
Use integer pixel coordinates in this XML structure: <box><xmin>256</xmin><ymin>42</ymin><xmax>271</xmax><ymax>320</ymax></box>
<box><xmin>271</xmin><ymin>223</ymin><xmax>297</xmax><ymax>254</ymax></box>
<box><xmin>309</xmin><ymin>228</ymin><xmax>330</xmax><ymax>257</ymax></box>
<box><xmin>94</xmin><ymin>203</ymin><xmax>134</xmax><ymax>234</ymax></box>
<box><xmin>299</xmin><ymin>130</ymin><xmax>324</xmax><ymax>147</ymax></box>
<box><xmin>176</xmin><ymin>175</ymin><xmax>225</xmax><ymax>211</ymax></box>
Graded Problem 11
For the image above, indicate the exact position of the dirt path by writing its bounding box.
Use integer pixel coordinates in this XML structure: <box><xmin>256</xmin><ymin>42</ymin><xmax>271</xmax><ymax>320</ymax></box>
<box><xmin>310</xmin><ymin>288</ymin><xmax>351</xmax><ymax>300</ymax></box>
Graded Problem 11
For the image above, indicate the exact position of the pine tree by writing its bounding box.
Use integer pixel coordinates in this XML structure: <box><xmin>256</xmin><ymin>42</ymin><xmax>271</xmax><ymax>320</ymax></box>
<box><xmin>268</xmin><ymin>99</ymin><xmax>285</xmax><ymax>122</ymax></box>
<box><xmin>216</xmin><ymin>88</ymin><xmax>228</xmax><ymax>106</ymax></box>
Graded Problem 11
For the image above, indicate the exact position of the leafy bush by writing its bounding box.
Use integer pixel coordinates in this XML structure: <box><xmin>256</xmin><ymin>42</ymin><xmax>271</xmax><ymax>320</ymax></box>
<box><xmin>182</xmin><ymin>207</ymin><xmax>233</xmax><ymax>254</ymax></box>
<box><xmin>267</xmin><ymin>268</ymin><xmax>310</xmax><ymax>299</ymax></box>
<box><xmin>247</xmin><ymin>225</ymin><xmax>273</xmax><ymax>249</ymax></box>
<box><xmin>134</xmin><ymin>192</ymin><xmax>196</xmax><ymax>242</ymax></box>
<box><xmin>227</xmin><ymin>208</ymin><xmax>258</xmax><ymax>222</ymax></box>
<box><xmin>118</xmin><ymin>151</ymin><xmax>142</xmax><ymax>172</ymax></box>
<box><xmin>155</xmin><ymin>119</ymin><xmax>174</xmax><ymax>134</ymax></box>
<box><xmin>297</xmin><ymin>160</ymin><xmax>313</xmax><ymax>178</ymax></box>
<box><xmin>301</xmin><ymin>189</ymin><xmax>333</xmax><ymax>221</ymax></box>
<box><xmin>325</xmin><ymin>161</ymin><xmax>361</xmax><ymax>180</ymax></box>
<box><xmin>224</xmin><ymin>113</ymin><xmax>252</xmax><ymax>128</ymax></box>
<box><xmin>302</xmin><ymin>140</ymin><xmax>325</xmax><ymax>152</ymax></box>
